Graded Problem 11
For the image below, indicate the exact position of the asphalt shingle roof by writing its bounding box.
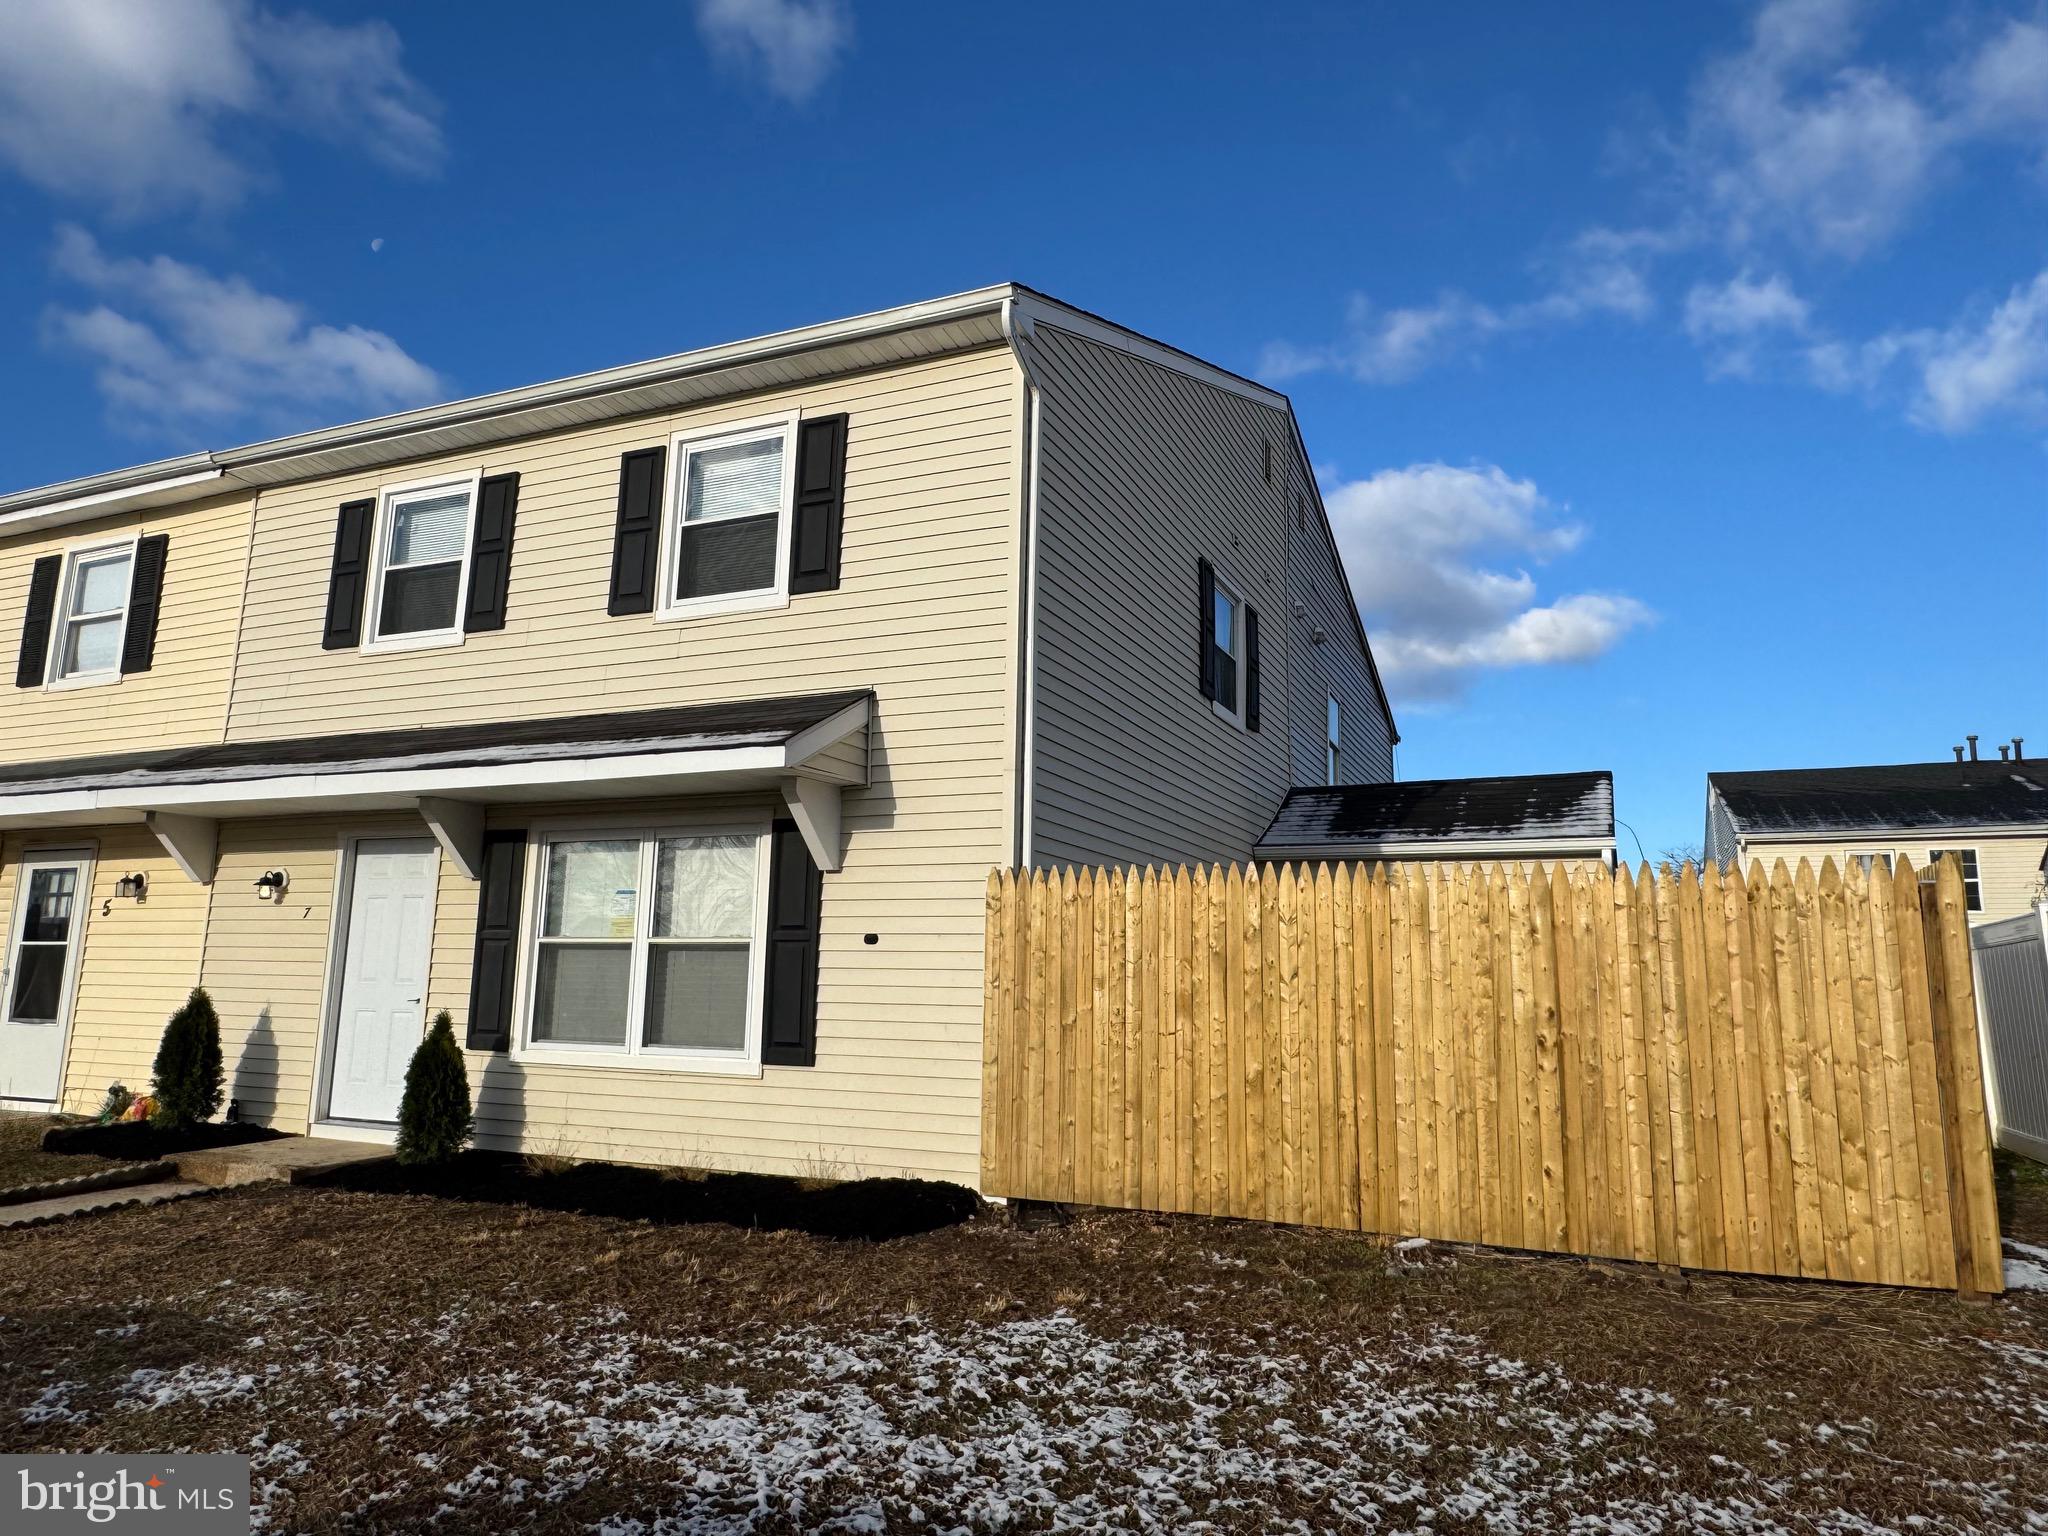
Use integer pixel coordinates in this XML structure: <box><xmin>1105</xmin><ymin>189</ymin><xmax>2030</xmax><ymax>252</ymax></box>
<box><xmin>1257</xmin><ymin>771</ymin><xmax>1614</xmax><ymax>852</ymax></box>
<box><xmin>1711</xmin><ymin>760</ymin><xmax>2048</xmax><ymax>835</ymax></box>
<box><xmin>0</xmin><ymin>690</ymin><xmax>871</xmax><ymax>797</ymax></box>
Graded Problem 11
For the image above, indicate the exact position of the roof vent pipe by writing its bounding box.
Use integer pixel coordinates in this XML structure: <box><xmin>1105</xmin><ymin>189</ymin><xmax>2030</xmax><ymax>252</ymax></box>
<box><xmin>1954</xmin><ymin>745</ymin><xmax>1966</xmax><ymax>762</ymax></box>
<box><xmin>1968</xmin><ymin>733</ymin><xmax>1980</xmax><ymax>761</ymax></box>
<box><xmin>2001</xmin><ymin>744</ymin><xmax>2012</xmax><ymax>761</ymax></box>
<box><xmin>2015</xmin><ymin>737</ymin><xmax>2026</xmax><ymax>762</ymax></box>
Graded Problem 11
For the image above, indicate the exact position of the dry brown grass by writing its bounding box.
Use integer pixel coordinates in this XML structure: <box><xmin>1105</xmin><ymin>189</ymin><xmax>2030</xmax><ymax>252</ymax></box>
<box><xmin>0</xmin><ymin>1112</ymin><xmax>139</xmax><ymax>1191</ymax></box>
<box><xmin>0</xmin><ymin>1170</ymin><xmax>2044</xmax><ymax>1531</ymax></box>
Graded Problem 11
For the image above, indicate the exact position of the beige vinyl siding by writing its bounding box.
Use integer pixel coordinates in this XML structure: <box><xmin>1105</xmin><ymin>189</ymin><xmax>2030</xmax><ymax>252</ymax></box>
<box><xmin>0</xmin><ymin>827</ymin><xmax>210</xmax><ymax>1113</ymax></box>
<box><xmin>196</xmin><ymin>817</ymin><xmax>370</xmax><ymax>1130</ymax></box>
<box><xmin>183</xmin><ymin>792</ymin><xmax>989</xmax><ymax>1179</ymax></box>
<box><xmin>0</xmin><ymin>490</ymin><xmax>253</xmax><ymax>763</ymax></box>
<box><xmin>1281</xmin><ymin>463</ymin><xmax>1393</xmax><ymax>789</ymax></box>
<box><xmin>1732</xmin><ymin>832</ymin><xmax>2048</xmax><ymax>924</ymax></box>
<box><xmin>1026</xmin><ymin>322</ymin><xmax>1353</xmax><ymax>869</ymax></box>
<box><xmin>171</xmin><ymin>345</ymin><xmax>1020</xmax><ymax>1181</ymax></box>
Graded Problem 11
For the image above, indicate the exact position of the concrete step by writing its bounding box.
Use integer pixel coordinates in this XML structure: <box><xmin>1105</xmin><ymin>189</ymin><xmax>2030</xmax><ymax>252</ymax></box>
<box><xmin>173</xmin><ymin>1135</ymin><xmax>393</xmax><ymax>1188</ymax></box>
<box><xmin>0</xmin><ymin>1180</ymin><xmax>210</xmax><ymax>1228</ymax></box>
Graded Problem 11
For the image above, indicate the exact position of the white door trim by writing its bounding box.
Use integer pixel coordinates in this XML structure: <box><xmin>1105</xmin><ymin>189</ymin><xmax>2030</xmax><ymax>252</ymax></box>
<box><xmin>313</xmin><ymin>832</ymin><xmax>440</xmax><ymax>1132</ymax></box>
<box><xmin>0</xmin><ymin>846</ymin><xmax>95</xmax><ymax>1110</ymax></box>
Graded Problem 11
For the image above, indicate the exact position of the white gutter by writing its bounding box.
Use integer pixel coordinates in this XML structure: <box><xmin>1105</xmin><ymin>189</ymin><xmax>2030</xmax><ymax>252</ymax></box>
<box><xmin>1737</xmin><ymin>822</ymin><xmax>2048</xmax><ymax>842</ymax></box>
<box><xmin>1001</xmin><ymin>295</ymin><xmax>1044</xmax><ymax>871</ymax></box>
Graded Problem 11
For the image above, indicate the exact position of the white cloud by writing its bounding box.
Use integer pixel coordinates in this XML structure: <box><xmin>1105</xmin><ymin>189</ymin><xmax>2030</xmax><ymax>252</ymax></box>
<box><xmin>1802</xmin><ymin>269</ymin><xmax>2048</xmax><ymax>431</ymax></box>
<box><xmin>1322</xmin><ymin>463</ymin><xmax>1651</xmax><ymax>702</ymax></box>
<box><xmin>1683</xmin><ymin>271</ymin><xmax>1811</xmax><ymax>376</ymax></box>
<box><xmin>1676</xmin><ymin>0</ymin><xmax>2048</xmax><ymax>258</ymax></box>
<box><xmin>0</xmin><ymin>0</ymin><xmax>442</xmax><ymax>216</ymax></box>
<box><xmin>44</xmin><ymin>225</ymin><xmax>442</xmax><ymax>434</ymax></box>
<box><xmin>695</xmin><ymin>0</ymin><xmax>851</xmax><ymax>103</ymax></box>
<box><xmin>1912</xmin><ymin>270</ymin><xmax>2048</xmax><ymax>431</ymax></box>
<box><xmin>1260</xmin><ymin>228</ymin><xmax>1668</xmax><ymax>385</ymax></box>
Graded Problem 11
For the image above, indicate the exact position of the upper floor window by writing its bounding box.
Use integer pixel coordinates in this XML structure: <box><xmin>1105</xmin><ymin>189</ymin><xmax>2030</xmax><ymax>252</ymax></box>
<box><xmin>1852</xmin><ymin>850</ymin><xmax>1894</xmax><ymax>877</ymax></box>
<box><xmin>660</xmin><ymin>413</ymin><xmax>797</xmax><ymax>620</ymax></box>
<box><xmin>1927</xmin><ymin>847</ymin><xmax>1983</xmax><ymax>911</ymax></box>
<box><xmin>366</xmin><ymin>475</ymin><xmax>478</xmax><ymax>651</ymax></box>
<box><xmin>51</xmin><ymin>541</ymin><xmax>134</xmax><ymax>686</ymax></box>
<box><xmin>1211</xmin><ymin>580</ymin><xmax>1244</xmax><ymax>724</ymax></box>
<box><xmin>1326</xmin><ymin>697</ymin><xmax>1342</xmax><ymax>784</ymax></box>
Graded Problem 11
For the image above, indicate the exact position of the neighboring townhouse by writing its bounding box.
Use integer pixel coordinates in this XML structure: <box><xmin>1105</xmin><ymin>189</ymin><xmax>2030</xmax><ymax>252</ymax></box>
<box><xmin>1704</xmin><ymin>740</ymin><xmax>2048</xmax><ymax>924</ymax></box>
<box><xmin>1254</xmin><ymin>771</ymin><xmax>1616</xmax><ymax>869</ymax></box>
<box><xmin>0</xmin><ymin>285</ymin><xmax>1396</xmax><ymax>1186</ymax></box>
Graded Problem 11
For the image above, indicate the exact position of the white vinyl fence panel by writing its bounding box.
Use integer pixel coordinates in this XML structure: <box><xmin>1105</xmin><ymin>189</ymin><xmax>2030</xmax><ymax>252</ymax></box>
<box><xmin>1975</xmin><ymin>904</ymin><xmax>2048</xmax><ymax>1163</ymax></box>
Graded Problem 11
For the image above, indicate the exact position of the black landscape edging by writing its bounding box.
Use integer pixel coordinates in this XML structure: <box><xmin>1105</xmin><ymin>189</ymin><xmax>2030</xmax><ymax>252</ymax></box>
<box><xmin>314</xmin><ymin>1151</ymin><xmax>983</xmax><ymax>1242</ymax></box>
<box><xmin>41</xmin><ymin>1121</ymin><xmax>290</xmax><ymax>1160</ymax></box>
<box><xmin>0</xmin><ymin>1159</ymin><xmax>176</xmax><ymax>1207</ymax></box>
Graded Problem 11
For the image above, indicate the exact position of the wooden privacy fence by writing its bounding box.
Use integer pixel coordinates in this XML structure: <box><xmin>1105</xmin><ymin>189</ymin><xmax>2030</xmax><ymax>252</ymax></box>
<box><xmin>981</xmin><ymin>856</ymin><xmax>2003</xmax><ymax>1294</ymax></box>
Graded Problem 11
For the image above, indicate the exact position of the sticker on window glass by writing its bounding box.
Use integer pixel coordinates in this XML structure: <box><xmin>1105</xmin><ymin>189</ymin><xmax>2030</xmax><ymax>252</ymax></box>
<box><xmin>609</xmin><ymin>887</ymin><xmax>637</xmax><ymax>937</ymax></box>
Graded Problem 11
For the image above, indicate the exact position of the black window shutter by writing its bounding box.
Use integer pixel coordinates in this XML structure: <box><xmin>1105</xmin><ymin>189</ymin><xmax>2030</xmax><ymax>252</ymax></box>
<box><xmin>119</xmin><ymin>533</ymin><xmax>169</xmax><ymax>675</ymax></box>
<box><xmin>608</xmin><ymin>447</ymin><xmax>666</xmax><ymax>615</ymax></box>
<box><xmin>760</xmin><ymin>818</ymin><xmax>823</xmax><ymax>1067</ymax></box>
<box><xmin>1197</xmin><ymin>556</ymin><xmax>1217</xmax><ymax>701</ymax></box>
<box><xmin>15</xmin><ymin>554</ymin><xmax>61</xmax><ymax>689</ymax></box>
<box><xmin>1245</xmin><ymin>605</ymin><xmax>1262</xmax><ymax>732</ymax></box>
<box><xmin>789</xmin><ymin>413</ymin><xmax>848</xmax><ymax>595</ymax></box>
<box><xmin>466</xmin><ymin>830</ymin><xmax>528</xmax><ymax>1052</ymax></box>
<box><xmin>463</xmin><ymin>472</ymin><xmax>520</xmax><ymax>633</ymax></box>
<box><xmin>321</xmin><ymin>498</ymin><xmax>376</xmax><ymax>650</ymax></box>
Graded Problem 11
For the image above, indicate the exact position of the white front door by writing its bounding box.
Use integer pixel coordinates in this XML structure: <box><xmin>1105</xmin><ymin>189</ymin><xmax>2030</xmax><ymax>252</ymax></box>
<box><xmin>0</xmin><ymin>854</ymin><xmax>90</xmax><ymax>1106</ymax></box>
<box><xmin>326</xmin><ymin>838</ymin><xmax>439</xmax><ymax>1124</ymax></box>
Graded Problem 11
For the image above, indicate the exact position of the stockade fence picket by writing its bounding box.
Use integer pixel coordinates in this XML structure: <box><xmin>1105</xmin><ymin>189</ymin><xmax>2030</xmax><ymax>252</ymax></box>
<box><xmin>980</xmin><ymin>854</ymin><xmax>2002</xmax><ymax>1294</ymax></box>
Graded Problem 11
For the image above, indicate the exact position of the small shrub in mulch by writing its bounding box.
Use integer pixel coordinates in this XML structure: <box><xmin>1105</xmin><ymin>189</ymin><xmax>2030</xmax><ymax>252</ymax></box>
<box><xmin>41</xmin><ymin>1119</ymin><xmax>288</xmax><ymax>1159</ymax></box>
<box><xmin>319</xmin><ymin>1151</ymin><xmax>982</xmax><ymax>1241</ymax></box>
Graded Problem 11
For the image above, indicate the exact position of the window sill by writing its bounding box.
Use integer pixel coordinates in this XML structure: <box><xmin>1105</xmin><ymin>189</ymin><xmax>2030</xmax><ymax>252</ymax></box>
<box><xmin>1212</xmin><ymin>699</ymin><xmax>1246</xmax><ymax>731</ymax></box>
<box><xmin>512</xmin><ymin>1045</ymin><xmax>764</xmax><ymax>1079</ymax></box>
<box><xmin>44</xmin><ymin>670</ymin><xmax>123</xmax><ymax>694</ymax></box>
<box><xmin>360</xmin><ymin>628</ymin><xmax>467</xmax><ymax>657</ymax></box>
<box><xmin>654</xmin><ymin>588</ymin><xmax>790</xmax><ymax>624</ymax></box>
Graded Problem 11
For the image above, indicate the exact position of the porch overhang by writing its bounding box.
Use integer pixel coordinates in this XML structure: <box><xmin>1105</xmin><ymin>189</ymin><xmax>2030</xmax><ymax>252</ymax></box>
<box><xmin>0</xmin><ymin>690</ymin><xmax>871</xmax><ymax>879</ymax></box>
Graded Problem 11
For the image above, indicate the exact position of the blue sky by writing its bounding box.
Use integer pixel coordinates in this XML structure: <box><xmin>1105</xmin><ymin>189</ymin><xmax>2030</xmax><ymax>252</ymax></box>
<box><xmin>0</xmin><ymin>0</ymin><xmax>2042</xmax><ymax>858</ymax></box>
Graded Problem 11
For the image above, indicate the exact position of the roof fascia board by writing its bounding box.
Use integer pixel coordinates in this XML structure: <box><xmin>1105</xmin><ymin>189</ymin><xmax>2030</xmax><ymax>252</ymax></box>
<box><xmin>0</xmin><ymin>466</ymin><xmax>226</xmax><ymax>540</ymax></box>
<box><xmin>1009</xmin><ymin>290</ymin><xmax>1286</xmax><ymax>409</ymax></box>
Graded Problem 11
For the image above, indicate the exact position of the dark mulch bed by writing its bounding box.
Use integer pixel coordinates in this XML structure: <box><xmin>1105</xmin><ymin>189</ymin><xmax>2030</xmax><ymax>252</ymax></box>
<box><xmin>318</xmin><ymin>1149</ymin><xmax>982</xmax><ymax>1241</ymax></box>
<box><xmin>41</xmin><ymin>1119</ymin><xmax>287</xmax><ymax>1159</ymax></box>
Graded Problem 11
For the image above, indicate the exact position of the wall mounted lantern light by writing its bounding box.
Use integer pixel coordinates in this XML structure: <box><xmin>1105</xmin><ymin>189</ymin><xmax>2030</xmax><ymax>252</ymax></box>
<box><xmin>254</xmin><ymin>869</ymin><xmax>289</xmax><ymax>900</ymax></box>
<box><xmin>114</xmin><ymin>873</ymin><xmax>146</xmax><ymax>900</ymax></box>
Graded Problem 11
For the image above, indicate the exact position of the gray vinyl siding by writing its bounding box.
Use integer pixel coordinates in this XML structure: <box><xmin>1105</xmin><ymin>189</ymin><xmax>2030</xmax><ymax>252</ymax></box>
<box><xmin>1283</xmin><ymin>467</ymin><xmax>1394</xmax><ymax>790</ymax></box>
<box><xmin>1024</xmin><ymin>322</ymin><xmax>1389</xmax><ymax>871</ymax></box>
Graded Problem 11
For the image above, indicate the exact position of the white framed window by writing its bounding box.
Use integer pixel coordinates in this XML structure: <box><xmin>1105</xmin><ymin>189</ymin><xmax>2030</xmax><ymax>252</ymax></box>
<box><xmin>1851</xmin><ymin>850</ymin><xmax>1896</xmax><ymax>877</ymax></box>
<box><xmin>47</xmin><ymin>539</ymin><xmax>135</xmax><ymax>688</ymax></box>
<box><xmin>1326</xmin><ymin>697</ymin><xmax>1342</xmax><ymax>785</ymax></box>
<box><xmin>1926</xmin><ymin>847</ymin><xmax>1984</xmax><ymax>911</ymax></box>
<box><xmin>658</xmin><ymin>411</ymin><xmax>798</xmax><ymax>621</ymax></box>
<box><xmin>517</xmin><ymin>820</ymin><xmax>770</xmax><ymax>1073</ymax></box>
<box><xmin>1211</xmin><ymin>578</ymin><xmax>1246</xmax><ymax>727</ymax></box>
<box><xmin>363</xmin><ymin>472</ymin><xmax>480</xmax><ymax>652</ymax></box>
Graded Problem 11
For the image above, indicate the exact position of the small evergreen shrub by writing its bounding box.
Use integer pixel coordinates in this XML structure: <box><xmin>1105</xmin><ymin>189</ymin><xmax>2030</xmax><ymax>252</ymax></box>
<box><xmin>150</xmin><ymin>988</ymin><xmax>223</xmax><ymax>1129</ymax></box>
<box><xmin>396</xmin><ymin>1010</ymin><xmax>473</xmax><ymax>1166</ymax></box>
